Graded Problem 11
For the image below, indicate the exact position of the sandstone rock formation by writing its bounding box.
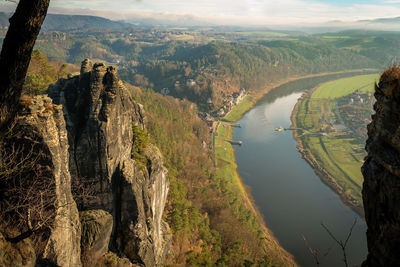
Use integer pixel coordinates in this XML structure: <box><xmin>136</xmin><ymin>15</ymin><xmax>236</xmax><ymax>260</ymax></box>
<box><xmin>80</xmin><ymin>209</ymin><xmax>113</xmax><ymax>258</ymax></box>
<box><xmin>0</xmin><ymin>232</ymin><xmax>36</xmax><ymax>267</ymax></box>
<box><xmin>1</xmin><ymin>59</ymin><xmax>170</xmax><ymax>266</ymax></box>
<box><xmin>47</xmin><ymin>59</ymin><xmax>170</xmax><ymax>266</ymax></box>
<box><xmin>362</xmin><ymin>69</ymin><xmax>400</xmax><ymax>266</ymax></box>
<box><xmin>12</xmin><ymin>95</ymin><xmax>82</xmax><ymax>267</ymax></box>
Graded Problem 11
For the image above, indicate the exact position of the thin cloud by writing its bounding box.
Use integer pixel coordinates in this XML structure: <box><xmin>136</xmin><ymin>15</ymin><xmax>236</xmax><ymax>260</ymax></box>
<box><xmin>3</xmin><ymin>0</ymin><xmax>400</xmax><ymax>25</ymax></box>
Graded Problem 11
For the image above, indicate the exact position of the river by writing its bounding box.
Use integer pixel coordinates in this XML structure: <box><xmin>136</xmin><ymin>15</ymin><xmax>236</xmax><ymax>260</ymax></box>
<box><xmin>233</xmin><ymin>74</ymin><xmax>369</xmax><ymax>267</ymax></box>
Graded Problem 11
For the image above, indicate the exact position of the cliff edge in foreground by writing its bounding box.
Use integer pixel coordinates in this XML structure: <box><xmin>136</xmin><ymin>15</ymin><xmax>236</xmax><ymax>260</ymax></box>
<box><xmin>0</xmin><ymin>59</ymin><xmax>170</xmax><ymax>267</ymax></box>
<box><xmin>362</xmin><ymin>67</ymin><xmax>400</xmax><ymax>266</ymax></box>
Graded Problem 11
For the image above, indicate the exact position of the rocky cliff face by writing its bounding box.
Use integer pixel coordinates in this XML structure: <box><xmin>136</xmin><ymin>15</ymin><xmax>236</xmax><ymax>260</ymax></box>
<box><xmin>1</xmin><ymin>60</ymin><xmax>170</xmax><ymax>266</ymax></box>
<box><xmin>8</xmin><ymin>95</ymin><xmax>82</xmax><ymax>267</ymax></box>
<box><xmin>362</xmin><ymin>68</ymin><xmax>400</xmax><ymax>266</ymax></box>
<box><xmin>47</xmin><ymin>59</ymin><xmax>170</xmax><ymax>266</ymax></box>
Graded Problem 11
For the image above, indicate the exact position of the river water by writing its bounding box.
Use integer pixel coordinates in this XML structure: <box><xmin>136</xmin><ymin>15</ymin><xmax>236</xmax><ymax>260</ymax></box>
<box><xmin>233</xmin><ymin>74</ymin><xmax>369</xmax><ymax>267</ymax></box>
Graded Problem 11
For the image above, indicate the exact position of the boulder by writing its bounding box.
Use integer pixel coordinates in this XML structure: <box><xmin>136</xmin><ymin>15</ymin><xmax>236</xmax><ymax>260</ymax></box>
<box><xmin>80</xmin><ymin>209</ymin><xmax>113</xmax><ymax>258</ymax></box>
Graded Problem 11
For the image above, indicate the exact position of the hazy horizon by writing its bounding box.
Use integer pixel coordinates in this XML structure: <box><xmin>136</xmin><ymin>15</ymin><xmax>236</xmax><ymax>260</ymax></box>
<box><xmin>2</xmin><ymin>1</ymin><xmax>400</xmax><ymax>23</ymax></box>
<box><xmin>2</xmin><ymin>0</ymin><xmax>400</xmax><ymax>31</ymax></box>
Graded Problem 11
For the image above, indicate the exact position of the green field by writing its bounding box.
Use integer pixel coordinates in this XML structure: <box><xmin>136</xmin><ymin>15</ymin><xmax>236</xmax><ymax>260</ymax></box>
<box><xmin>296</xmin><ymin>73</ymin><xmax>379</xmax><ymax>207</ymax></box>
<box><xmin>322</xmin><ymin>36</ymin><xmax>351</xmax><ymax>39</ymax></box>
<box><xmin>231</xmin><ymin>31</ymin><xmax>288</xmax><ymax>37</ymax></box>
<box><xmin>300</xmin><ymin>134</ymin><xmax>364</xmax><ymax>202</ymax></box>
<box><xmin>214</xmin><ymin>123</ymin><xmax>246</xmax><ymax>194</ymax></box>
<box><xmin>311</xmin><ymin>73</ymin><xmax>379</xmax><ymax>99</ymax></box>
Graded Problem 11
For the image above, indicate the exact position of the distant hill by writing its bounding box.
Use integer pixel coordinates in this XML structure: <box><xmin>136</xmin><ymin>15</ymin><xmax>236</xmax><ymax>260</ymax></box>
<box><xmin>360</xmin><ymin>17</ymin><xmax>400</xmax><ymax>24</ymax></box>
<box><xmin>351</xmin><ymin>17</ymin><xmax>400</xmax><ymax>31</ymax></box>
<box><xmin>0</xmin><ymin>12</ymin><xmax>131</xmax><ymax>31</ymax></box>
<box><xmin>42</xmin><ymin>14</ymin><xmax>131</xmax><ymax>31</ymax></box>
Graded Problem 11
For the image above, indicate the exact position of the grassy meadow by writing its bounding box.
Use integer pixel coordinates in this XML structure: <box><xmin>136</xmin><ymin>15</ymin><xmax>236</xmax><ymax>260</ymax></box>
<box><xmin>223</xmin><ymin>95</ymin><xmax>255</xmax><ymax>122</ymax></box>
<box><xmin>311</xmin><ymin>73</ymin><xmax>379</xmax><ymax>99</ymax></box>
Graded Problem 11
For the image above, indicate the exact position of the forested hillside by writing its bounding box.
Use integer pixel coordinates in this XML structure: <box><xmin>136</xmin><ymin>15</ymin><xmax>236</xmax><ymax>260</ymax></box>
<box><xmin>129</xmin><ymin>86</ymin><xmax>293</xmax><ymax>266</ymax></box>
<box><xmin>0</xmin><ymin>12</ymin><xmax>131</xmax><ymax>31</ymax></box>
<box><xmin>15</xmin><ymin>51</ymin><xmax>293</xmax><ymax>265</ymax></box>
<box><xmin>23</xmin><ymin>50</ymin><xmax>78</xmax><ymax>95</ymax></box>
<box><xmin>5</xmin><ymin>14</ymin><xmax>400</xmax><ymax>114</ymax></box>
<box><xmin>33</xmin><ymin>34</ymin><xmax>380</xmax><ymax>110</ymax></box>
<box><xmin>123</xmin><ymin>41</ymin><xmax>376</xmax><ymax>108</ymax></box>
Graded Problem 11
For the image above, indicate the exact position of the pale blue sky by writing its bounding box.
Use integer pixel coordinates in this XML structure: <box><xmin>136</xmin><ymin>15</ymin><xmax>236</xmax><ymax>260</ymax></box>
<box><xmin>2</xmin><ymin>0</ymin><xmax>400</xmax><ymax>24</ymax></box>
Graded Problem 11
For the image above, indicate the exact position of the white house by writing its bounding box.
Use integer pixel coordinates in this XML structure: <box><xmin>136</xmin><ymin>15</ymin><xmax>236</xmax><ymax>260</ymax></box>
<box><xmin>186</xmin><ymin>79</ymin><xmax>196</xmax><ymax>86</ymax></box>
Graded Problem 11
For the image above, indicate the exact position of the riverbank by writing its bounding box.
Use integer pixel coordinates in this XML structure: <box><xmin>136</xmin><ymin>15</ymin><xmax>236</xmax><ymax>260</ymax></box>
<box><xmin>215</xmin><ymin>123</ymin><xmax>298</xmax><ymax>267</ymax></box>
<box><xmin>290</xmin><ymin>80</ymin><xmax>368</xmax><ymax>217</ymax></box>
<box><xmin>221</xmin><ymin>69</ymin><xmax>378</xmax><ymax>123</ymax></box>
<box><xmin>214</xmin><ymin>69</ymin><xmax>376</xmax><ymax>265</ymax></box>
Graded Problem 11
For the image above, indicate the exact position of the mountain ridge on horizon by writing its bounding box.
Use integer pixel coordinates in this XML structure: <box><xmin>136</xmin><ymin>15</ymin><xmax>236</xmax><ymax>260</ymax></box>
<box><xmin>1</xmin><ymin>11</ymin><xmax>400</xmax><ymax>34</ymax></box>
<box><xmin>0</xmin><ymin>12</ymin><xmax>132</xmax><ymax>31</ymax></box>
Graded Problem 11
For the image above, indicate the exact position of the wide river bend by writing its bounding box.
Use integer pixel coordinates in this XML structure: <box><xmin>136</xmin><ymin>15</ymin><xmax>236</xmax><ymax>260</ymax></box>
<box><xmin>233</xmin><ymin>74</ymin><xmax>369</xmax><ymax>267</ymax></box>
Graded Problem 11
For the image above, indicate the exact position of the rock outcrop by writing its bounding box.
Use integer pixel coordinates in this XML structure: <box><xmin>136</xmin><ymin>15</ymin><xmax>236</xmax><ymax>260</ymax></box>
<box><xmin>80</xmin><ymin>209</ymin><xmax>113</xmax><ymax>258</ymax></box>
<box><xmin>0</xmin><ymin>59</ymin><xmax>169</xmax><ymax>266</ymax></box>
<box><xmin>361</xmin><ymin>68</ymin><xmax>400</xmax><ymax>266</ymax></box>
<box><xmin>13</xmin><ymin>95</ymin><xmax>82</xmax><ymax>267</ymax></box>
<box><xmin>0</xmin><ymin>232</ymin><xmax>36</xmax><ymax>267</ymax></box>
<box><xmin>47</xmin><ymin>59</ymin><xmax>170</xmax><ymax>266</ymax></box>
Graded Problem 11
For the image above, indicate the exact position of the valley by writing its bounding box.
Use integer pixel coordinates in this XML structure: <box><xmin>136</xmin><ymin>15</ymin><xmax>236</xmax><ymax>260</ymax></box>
<box><xmin>1</xmin><ymin>6</ymin><xmax>400</xmax><ymax>267</ymax></box>
<box><xmin>231</xmin><ymin>75</ymin><xmax>369</xmax><ymax>267</ymax></box>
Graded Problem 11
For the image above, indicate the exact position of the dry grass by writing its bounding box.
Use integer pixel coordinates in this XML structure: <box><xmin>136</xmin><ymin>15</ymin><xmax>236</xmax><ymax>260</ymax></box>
<box><xmin>43</xmin><ymin>102</ymin><xmax>55</xmax><ymax>114</ymax></box>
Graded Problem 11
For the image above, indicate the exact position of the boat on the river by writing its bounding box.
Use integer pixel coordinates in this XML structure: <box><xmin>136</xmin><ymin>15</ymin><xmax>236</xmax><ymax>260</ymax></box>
<box><xmin>274</xmin><ymin>126</ymin><xmax>284</xmax><ymax>132</ymax></box>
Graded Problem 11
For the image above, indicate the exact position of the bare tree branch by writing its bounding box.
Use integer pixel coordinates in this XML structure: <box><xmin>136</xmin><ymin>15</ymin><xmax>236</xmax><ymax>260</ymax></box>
<box><xmin>302</xmin><ymin>234</ymin><xmax>333</xmax><ymax>267</ymax></box>
<box><xmin>302</xmin><ymin>234</ymin><xmax>321</xmax><ymax>267</ymax></box>
<box><xmin>321</xmin><ymin>218</ymin><xmax>358</xmax><ymax>267</ymax></box>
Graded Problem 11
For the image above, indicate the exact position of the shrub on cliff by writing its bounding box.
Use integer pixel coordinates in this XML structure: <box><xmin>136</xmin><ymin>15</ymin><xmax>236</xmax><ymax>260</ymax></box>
<box><xmin>23</xmin><ymin>50</ymin><xmax>76</xmax><ymax>95</ymax></box>
<box><xmin>131</xmin><ymin>124</ymin><xmax>149</xmax><ymax>166</ymax></box>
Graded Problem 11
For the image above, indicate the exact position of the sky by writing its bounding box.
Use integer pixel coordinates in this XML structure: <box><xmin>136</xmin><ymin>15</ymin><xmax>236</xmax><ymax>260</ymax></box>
<box><xmin>2</xmin><ymin>0</ymin><xmax>400</xmax><ymax>25</ymax></box>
